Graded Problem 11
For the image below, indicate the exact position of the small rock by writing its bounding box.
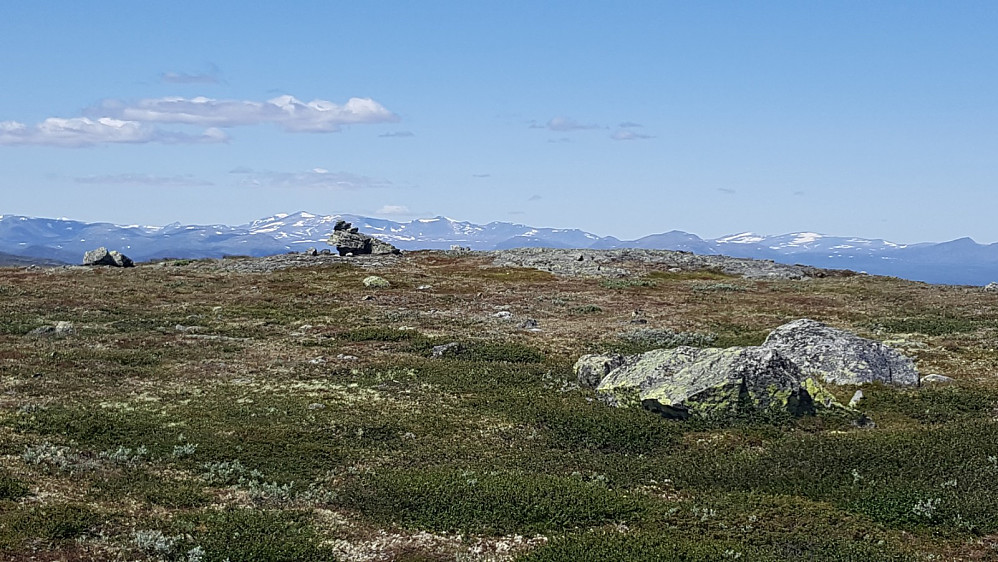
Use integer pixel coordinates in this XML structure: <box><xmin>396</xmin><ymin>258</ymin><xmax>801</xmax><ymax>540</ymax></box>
<box><xmin>519</xmin><ymin>318</ymin><xmax>539</xmax><ymax>330</ymax></box>
<box><xmin>493</xmin><ymin>311</ymin><xmax>513</xmax><ymax>320</ymax></box>
<box><xmin>320</xmin><ymin>249</ymin><xmax>332</xmax><ymax>255</ymax></box>
<box><xmin>305</xmin><ymin>247</ymin><xmax>318</xmax><ymax>257</ymax></box>
<box><xmin>668</xmin><ymin>267</ymin><xmax>682</xmax><ymax>273</ymax></box>
<box><xmin>28</xmin><ymin>321</ymin><xmax>74</xmax><ymax>338</ymax></box>
<box><xmin>985</xmin><ymin>282</ymin><xmax>998</xmax><ymax>292</ymax></box>
<box><xmin>416</xmin><ymin>285</ymin><xmax>432</xmax><ymax>290</ymax></box>
<box><xmin>363</xmin><ymin>276</ymin><xmax>391</xmax><ymax>288</ymax></box>
<box><xmin>308</xmin><ymin>357</ymin><xmax>327</xmax><ymax>365</ymax></box>
<box><xmin>336</xmin><ymin>354</ymin><xmax>359</xmax><ymax>361</ymax></box>
<box><xmin>432</xmin><ymin>342</ymin><xmax>462</xmax><ymax>358</ymax></box>
<box><xmin>921</xmin><ymin>374</ymin><xmax>955</xmax><ymax>384</ymax></box>
<box><xmin>307</xmin><ymin>403</ymin><xmax>326</xmax><ymax>410</ymax></box>
<box><xmin>848</xmin><ymin>389</ymin><xmax>864</xmax><ymax>408</ymax></box>
<box><xmin>361</xmin><ymin>295</ymin><xmax>375</xmax><ymax>301</ymax></box>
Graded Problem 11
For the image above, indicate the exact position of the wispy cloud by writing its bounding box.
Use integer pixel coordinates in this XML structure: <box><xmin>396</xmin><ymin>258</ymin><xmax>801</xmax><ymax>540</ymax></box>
<box><xmin>376</xmin><ymin>204</ymin><xmax>412</xmax><ymax>215</ymax></box>
<box><xmin>547</xmin><ymin>137</ymin><xmax>571</xmax><ymax>143</ymax></box>
<box><xmin>239</xmin><ymin>168</ymin><xmax>392</xmax><ymax>190</ymax></box>
<box><xmin>0</xmin><ymin>117</ymin><xmax>226</xmax><ymax>147</ymax></box>
<box><xmin>531</xmin><ymin>116</ymin><xmax>600</xmax><ymax>132</ymax></box>
<box><xmin>793</xmin><ymin>190</ymin><xmax>806</xmax><ymax>196</ymax></box>
<box><xmin>161</xmin><ymin>64</ymin><xmax>222</xmax><ymax>84</ymax></box>
<box><xmin>472</xmin><ymin>173</ymin><xmax>491</xmax><ymax>178</ymax></box>
<box><xmin>718</xmin><ymin>187</ymin><xmax>736</xmax><ymax>195</ymax></box>
<box><xmin>610</xmin><ymin>130</ymin><xmax>654</xmax><ymax>141</ymax></box>
<box><xmin>74</xmin><ymin>173</ymin><xmax>213</xmax><ymax>187</ymax></box>
<box><xmin>92</xmin><ymin>95</ymin><xmax>398</xmax><ymax>132</ymax></box>
<box><xmin>619</xmin><ymin>121</ymin><xmax>643</xmax><ymax>128</ymax></box>
<box><xmin>379</xmin><ymin>130</ymin><xmax>414</xmax><ymax>138</ymax></box>
<box><xmin>528</xmin><ymin>194</ymin><xmax>542</xmax><ymax>201</ymax></box>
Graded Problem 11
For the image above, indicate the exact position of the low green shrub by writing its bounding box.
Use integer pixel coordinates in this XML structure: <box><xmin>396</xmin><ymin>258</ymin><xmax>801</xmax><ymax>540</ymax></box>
<box><xmin>337</xmin><ymin>469</ymin><xmax>646</xmax><ymax>534</ymax></box>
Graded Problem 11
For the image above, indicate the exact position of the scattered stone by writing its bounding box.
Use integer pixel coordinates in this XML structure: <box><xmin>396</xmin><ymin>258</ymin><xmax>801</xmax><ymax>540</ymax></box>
<box><xmin>27</xmin><ymin>321</ymin><xmax>75</xmax><ymax>338</ymax></box>
<box><xmin>328</xmin><ymin>221</ymin><xmax>401</xmax><ymax>256</ymax></box>
<box><xmin>493</xmin><ymin>311</ymin><xmax>513</xmax><ymax>320</ymax></box>
<box><xmin>668</xmin><ymin>267</ymin><xmax>682</xmax><ymax>273</ymax></box>
<box><xmin>83</xmin><ymin>247</ymin><xmax>134</xmax><ymax>267</ymax></box>
<box><xmin>304</xmin><ymin>247</ymin><xmax>318</xmax><ymax>257</ymax></box>
<box><xmin>416</xmin><ymin>285</ymin><xmax>432</xmax><ymax>290</ymax></box>
<box><xmin>308</xmin><ymin>357</ymin><xmax>327</xmax><ymax>365</ymax></box>
<box><xmin>849</xmin><ymin>390</ymin><xmax>864</xmax><ymax>408</ymax></box>
<box><xmin>361</xmin><ymin>295</ymin><xmax>375</xmax><ymax>301</ymax></box>
<box><xmin>320</xmin><ymin>249</ymin><xmax>332</xmax><ymax>255</ymax></box>
<box><xmin>921</xmin><ymin>374</ymin><xmax>955</xmax><ymax>384</ymax></box>
<box><xmin>307</xmin><ymin>403</ymin><xmax>326</xmax><ymax>410</ymax></box>
<box><xmin>595</xmin><ymin>346</ymin><xmax>845</xmax><ymax>420</ymax></box>
<box><xmin>432</xmin><ymin>342</ymin><xmax>462</xmax><ymax>358</ymax></box>
<box><xmin>985</xmin><ymin>282</ymin><xmax>998</xmax><ymax>292</ymax></box>
<box><xmin>763</xmin><ymin>319</ymin><xmax>919</xmax><ymax>386</ymax></box>
<box><xmin>336</xmin><ymin>354</ymin><xmax>359</xmax><ymax>361</ymax></box>
<box><xmin>519</xmin><ymin>318</ymin><xmax>539</xmax><ymax>330</ymax></box>
<box><xmin>363</xmin><ymin>275</ymin><xmax>391</xmax><ymax>288</ymax></box>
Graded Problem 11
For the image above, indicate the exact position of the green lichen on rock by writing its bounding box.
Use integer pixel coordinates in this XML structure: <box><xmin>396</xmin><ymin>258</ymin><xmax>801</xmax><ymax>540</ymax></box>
<box><xmin>596</xmin><ymin>346</ymin><xmax>847</xmax><ymax>421</ymax></box>
<box><xmin>362</xmin><ymin>275</ymin><xmax>391</xmax><ymax>289</ymax></box>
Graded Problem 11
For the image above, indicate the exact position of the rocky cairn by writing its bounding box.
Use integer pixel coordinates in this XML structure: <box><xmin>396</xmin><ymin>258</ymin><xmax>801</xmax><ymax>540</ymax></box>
<box><xmin>82</xmin><ymin>247</ymin><xmax>133</xmax><ymax>267</ymax></box>
<box><xmin>327</xmin><ymin>221</ymin><xmax>400</xmax><ymax>257</ymax></box>
<box><xmin>575</xmin><ymin>318</ymin><xmax>920</xmax><ymax>421</ymax></box>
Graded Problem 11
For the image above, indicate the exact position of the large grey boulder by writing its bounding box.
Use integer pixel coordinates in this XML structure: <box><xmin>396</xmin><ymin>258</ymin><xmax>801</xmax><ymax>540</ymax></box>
<box><xmin>574</xmin><ymin>353</ymin><xmax>626</xmax><ymax>389</ymax></box>
<box><xmin>594</xmin><ymin>346</ymin><xmax>843</xmax><ymax>420</ymax></box>
<box><xmin>328</xmin><ymin>221</ymin><xmax>400</xmax><ymax>256</ymax></box>
<box><xmin>763</xmin><ymin>319</ymin><xmax>919</xmax><ymax>386</ymax></box>
<box><xmin>83</xmin><ymin>247</ymin><xmax>133</xmax><ymax>267</ymax></box>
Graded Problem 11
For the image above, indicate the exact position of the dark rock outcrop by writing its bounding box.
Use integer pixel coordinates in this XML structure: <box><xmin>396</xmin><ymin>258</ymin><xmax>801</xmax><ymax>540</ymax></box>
<box><xmin>328</xmin><ymin>221</ymin><xmax>400</xmax><ymax>256</ymax></box>
<box><xmin>83</xmin><ymin>247</ymin><xmax>133</xmax><ymax>267</ymax></box>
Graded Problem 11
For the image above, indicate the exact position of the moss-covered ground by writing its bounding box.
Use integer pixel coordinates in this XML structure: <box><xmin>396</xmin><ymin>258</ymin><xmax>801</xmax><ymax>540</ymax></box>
<box><xmin>2</xmin><ymin>252</ymin><xmax>998</xmax><ymax>560</ymax></box>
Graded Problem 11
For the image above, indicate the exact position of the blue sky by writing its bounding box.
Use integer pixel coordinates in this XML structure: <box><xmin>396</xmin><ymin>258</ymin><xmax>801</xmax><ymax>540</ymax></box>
<box><xmin>2</xmin><ymin>1</ymin><xmax>996</xmax><ymax>243</ymax></box>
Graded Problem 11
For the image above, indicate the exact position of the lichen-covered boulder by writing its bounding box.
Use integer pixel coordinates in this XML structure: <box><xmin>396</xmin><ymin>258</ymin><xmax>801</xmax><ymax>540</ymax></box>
<box><xmin>595</xmin><ymin>346</ymin><xmax>844</xmax><ymax>420</ymax></box>
<box><xmin>362</xmin><ymin>275</ymin><xmax>391</xmax><ymax>288</ymax></box>
<box><xmin>573</xmin><ymin>353</ymin><xmax>626</xmax><ymax>388</ymax></box>
<box><xmin>763</xmin><ymin>319</ymin><xmax>919</xmax><ymax>386</ymax></box>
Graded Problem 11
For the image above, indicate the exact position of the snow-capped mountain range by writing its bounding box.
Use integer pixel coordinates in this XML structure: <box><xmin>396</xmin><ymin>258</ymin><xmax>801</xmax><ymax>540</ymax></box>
<box><xmin>1</xmin><ymin>211</ymin><xmax>995</xmax><ymax>285</ymax></box>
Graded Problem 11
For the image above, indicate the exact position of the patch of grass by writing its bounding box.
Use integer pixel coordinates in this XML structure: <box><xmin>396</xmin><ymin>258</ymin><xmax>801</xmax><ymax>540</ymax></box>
<box><xmin>571</xmin><ymin>304</ymin><xmax>603</xmax><ymax>315</ymax></box>
<box><xmin>171</xmin><ymin>259</ymin><xmax>196</xmax><ymax>266</ymax></box>
<box><xmin>343</xmin><ymin>326</ymin><xmax>430</xmax><ymax>343</ymax></box>
<box><xmin>0</xmin><ymin>503</ymin><xmax>99</xmax><ymax>548</ymax></box>
<box><xmin>477</xmin><ymin>267</ymin><xmax>556</xmax><ymax>282</ymax></box>
<box><xmin>0</xmin><ymin>472</ymin><xmax>29</xmax><ymax>500</ymax></box>
<box><xmin>861</xmin><ymin>384</ymin><xmax>998</xmax><ymax>425</ymax></box>
<box><xmin>877</xmin><ymin>316</ymin><xmax>984</xmax><ymax>336</ymax></box>
<box><xmin>600</xmin><ymin>278</ymin><xmax>657</xmax><ymax>290</ymax></box>
<box><xmin>90</xmin><ymin>469</ymin><xmax>210</xmax><ymax>508</ymax></box>
<box><xmin>646</xmin><ymin>269</ymin><xmax>737</xmax><ymax>281</ymax></box>
<box><xmin>174</xmin><ymin>509</ymin><xmax>337</xmax><ymax>561</ymax></box>
<box><xmin>530</xmin><ymin>394</ymin><xmax>680</xmax><ymax>454</ymax></box>
<box><xmin>600</xmin><ymin>328</ymin><xmax>717</xmax><ymax>355</ymax></box>
<box><xmin>338</xmin><ymin>469</ymin><xmax>647</xmax><ymax>534</ymax></box>
<box><xmin>455</xmin><ymin>341</ymin><xmax>546</xmax><ymax>363</ymax></box>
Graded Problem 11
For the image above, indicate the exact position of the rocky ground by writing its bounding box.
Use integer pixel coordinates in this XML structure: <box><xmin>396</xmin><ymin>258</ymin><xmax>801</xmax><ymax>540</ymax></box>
<box><xmin>2</xmin><ymin>250</ymin><xmax>998</xmax><ymax>560</ymax></box>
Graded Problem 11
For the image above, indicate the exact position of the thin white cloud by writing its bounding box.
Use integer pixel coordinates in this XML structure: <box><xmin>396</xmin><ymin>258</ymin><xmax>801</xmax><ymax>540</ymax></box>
<box><xmin>74</xmin><ymin>173</ymin><xmax>213</xmax><ymax>187</ymax></box>
<box><xmin>240</xmin><ymin>168</ymin><xmax>392</xmax><ymax>190</ymax></box>
<box><xmin>161</xmin><ymin>64</ymin><xmax>222</xmax><ymax>84</ymax></box>
<box><xmin>528</xmin><ymin>194</ymin><xmax>542</xmax><ymax>201</ymax></box>
<box><xmin>92</xmin><ymin>95</ymin><xmax>398</xmax><ymax>132</ymax></box>
<box><xmin>472</xmin><ymin>173</ymin><xmax>491</xmax><ymax>178</ymax></box>
<box><xmin>532</xmin><ymin>116</ymin><xmax>600</xmax><ymax>132</ymax></box>
<box><xmin>610</xmin><ymin>130</ymin><xmax>655</xmax><ymax>141</ymax></box>
<box><xmin>376</xmin><ymin>204</ymin><xmax>412</xmax><ymax>215</ymax></box>
<box><xmin>619</xmin><ymin>121</ymin><xmax>643</xmax><ymax>128</ymax></box>
<box><xmin>379</xmin><ymin>131</ymin><xmax>414</xmax><ymax>138</ymax></box>
<box><xmin>718</xmin><ymin>187</ymin><xmax>736</xmax><ymax>195</ymax></box>
<box><xmin>0</xmin><ymin>117</ymin><xmax>226</xmax><ymax>147</ymax></box>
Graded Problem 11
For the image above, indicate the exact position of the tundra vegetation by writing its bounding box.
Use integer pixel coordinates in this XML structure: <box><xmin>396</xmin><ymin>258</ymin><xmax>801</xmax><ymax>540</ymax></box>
<box><xmin>2</xmin><ymin>251</ymin><xmax>998</xmax><ymax>560</ymax></box>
